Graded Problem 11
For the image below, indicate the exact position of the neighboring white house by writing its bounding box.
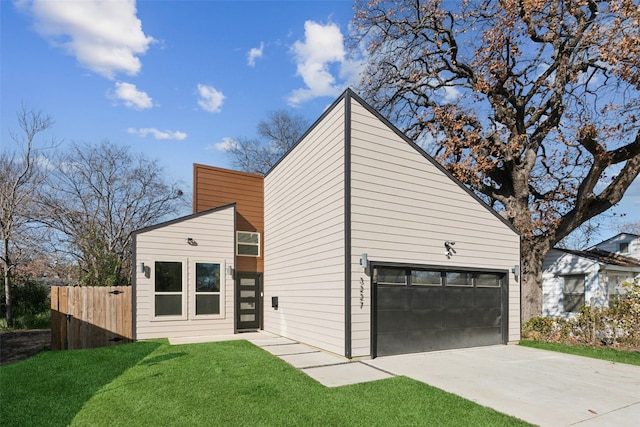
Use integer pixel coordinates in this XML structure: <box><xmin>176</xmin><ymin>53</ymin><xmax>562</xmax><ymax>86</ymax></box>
<box><xmin>133</xmin><ymin>89</ymin><xmax>522</xmax><ymax>358</ymax></box>
<box><xmin>542</xmin><ymin>233</ymin><xmax>640</xmax><ymax>317</ymax></box>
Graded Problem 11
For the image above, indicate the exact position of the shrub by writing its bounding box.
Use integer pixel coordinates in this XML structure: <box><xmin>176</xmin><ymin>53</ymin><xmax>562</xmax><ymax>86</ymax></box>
<box><xmin>1</xmin><ymin>280</ymin><xmax>50</xmax><ymax>330</ymax></box>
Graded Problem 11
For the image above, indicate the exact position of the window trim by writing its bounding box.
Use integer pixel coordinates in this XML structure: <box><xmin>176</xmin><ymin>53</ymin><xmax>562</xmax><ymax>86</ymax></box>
<box><xmin>237</xmin><ymin>231</ymin><xmax>260</xmax><ymax>257</ymax></box>
<box><xmin>562</xmin><ymin>274</ymin><xmax>586</xmax><ymax>313</ymax></box>
<box><xmin>152</xmin><ymin>259</ymin><xmax>187</xmax><ymax>321</ymax></box>
<box><xmin>190</xmin><ymin>259</ymin><xmax>225</xmax><ymax>319</ymax></box>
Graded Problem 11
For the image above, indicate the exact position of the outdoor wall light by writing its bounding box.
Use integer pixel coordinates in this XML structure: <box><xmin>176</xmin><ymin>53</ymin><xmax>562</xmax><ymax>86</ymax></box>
<box><xmin>360</xmin><ymin>253</ymin><xmax>368</xmax><ymax>269</ymax></box>
<box><xmin>226</xmin><ymin>265</ymin><xmax>234</xmax><ymax>276</ymax></box>
<box><xmin>186</xmin><ymin>237</ymin><xmax>196</xmax><ymax>245</ymax></box>
<box><xmin>138</xmin><ymin>262</ymin><xmax>145</xmax><ymax>273</ymax></box>
<box><xmin>512</xmin><ymin>264</ymin><xmax>521</xmax><ymax>282</ymax></box>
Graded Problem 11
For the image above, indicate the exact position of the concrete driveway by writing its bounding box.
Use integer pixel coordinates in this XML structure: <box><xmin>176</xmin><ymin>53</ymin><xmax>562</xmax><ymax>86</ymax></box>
<box><xmin>364</xmin><ymin>345</ymin><xmax>640</xmax><ymax>427</ymax></box>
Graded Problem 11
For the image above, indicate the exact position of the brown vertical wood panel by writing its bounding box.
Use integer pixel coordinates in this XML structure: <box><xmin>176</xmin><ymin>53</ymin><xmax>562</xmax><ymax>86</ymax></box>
<box><xmin>50</xmin><ymin>287</ymin><xmax>60</xmax><ymax>350</ymax></box>
<box><xmin>193</xmin><ymin>164</ymin><xmax>264</xmax><ymax>273</ymax></box>
<box><xmin>121</xmin><ymin>287</ymin><xmax>132</xmax><ymax>340</ymax></box>
<box><xmin>59</xmin><ymin>287</ymin><xmax>68</xmax><ymax>350</ymax></box>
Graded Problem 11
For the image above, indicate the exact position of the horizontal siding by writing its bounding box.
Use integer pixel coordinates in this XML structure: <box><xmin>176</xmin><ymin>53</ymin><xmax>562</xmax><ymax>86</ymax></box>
<box><xmin>135</xmin><ymin>206</ymin><xmax>236</xmax><ymax>340</ymax></box>
<box><xmin>349</xmin><ymin>98</ymin><xmax>521</xmax><ymax>355</ymax></box>
<box><xmin>193</xmin><ymin>164</ymin><xmax>264</xmax><ymax>273</ymax></box>
<box><xmin>264</xmin><ymin>100</ymin><xmax>346</xmax><ymax>356</ymax></box>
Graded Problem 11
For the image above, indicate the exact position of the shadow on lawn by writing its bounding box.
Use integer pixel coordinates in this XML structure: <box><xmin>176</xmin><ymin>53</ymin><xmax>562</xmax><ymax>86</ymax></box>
<box><xmin>0</xmin><ymin>340</ymin><xmax>163</xmax><ymax>427</ymax></box>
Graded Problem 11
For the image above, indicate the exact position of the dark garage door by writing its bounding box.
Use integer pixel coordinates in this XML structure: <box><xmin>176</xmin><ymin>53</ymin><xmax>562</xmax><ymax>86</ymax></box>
<box><xmin>374</xmin><ymin>267</ymin><xmax>507</xmax><ymax>357</ymax></box>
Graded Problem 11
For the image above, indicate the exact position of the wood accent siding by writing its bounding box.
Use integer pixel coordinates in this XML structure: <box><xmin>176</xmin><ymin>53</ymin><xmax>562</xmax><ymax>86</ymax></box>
<box><xmin>263</xmin><ymin>100</ymin><xmax>347</xmax><ymax>356</ymax></box>
<box><xmin>348</xmin><ymin>98</ymin><xmax>522</xmax><ymax>355</ymax></box>
<box><xmin>134</xmin><ymin>206</ymin><xmax>235</xmax><ymax>340</ymax></box>
<box><xmin>193</xmin><ymin>164</ymin><xmax>263</xmax><ymax>273</ymax></box>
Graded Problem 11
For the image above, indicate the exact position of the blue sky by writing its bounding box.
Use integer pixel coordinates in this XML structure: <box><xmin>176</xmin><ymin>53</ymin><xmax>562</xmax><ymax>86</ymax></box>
<box><xmin>1</xmin><ymin>0</ymin><xmax>638</xmax><ymax>240</ymax></box>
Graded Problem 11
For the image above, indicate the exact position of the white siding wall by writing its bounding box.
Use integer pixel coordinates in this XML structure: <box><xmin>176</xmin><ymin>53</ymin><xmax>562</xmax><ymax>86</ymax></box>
<box><xmin>595</xmin><ymin>234</ymin><xmax>640</xmax><ymax>260</ymax></box>
<box><xmin>263</xmin><ymin>101</ymin><xmax>347</xmax><ymax>356</ymax></box>
<box><xmin>349</xmin><ymin>99</ymin><xmax>522</xmax><ymax>355</ymax></box>
<box><xmin>135</xmin><ymin>206</ymin><xmax>235</xmax><ymax>340</ymax></box>
<box><xmin>542</xmin><ymin>249</ymin><xmax>600</xmax><ymax>317</ymax></box>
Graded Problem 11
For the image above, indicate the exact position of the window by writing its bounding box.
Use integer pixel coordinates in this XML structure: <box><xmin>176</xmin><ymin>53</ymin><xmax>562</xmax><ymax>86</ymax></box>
<box><xmin>154</xmin><ymin>261</ymin><xmax>183</xmax><ymax>317</ymax></box>
<box><xmin>375</xmin><ymin>268</ymin><xmax>406</xmax><ymax>285</ymax></box>
<box><xmin>475</xmin><ymin>273</ymin><xmax>502</xmax><ymax>287</ymax></box>
<box><xmin>411</xmin><ymin>270</ymin><xmax>442</xmax><ymax>286</ymax></box>
<box><xmin>237</xmin><ymin>231</ymin><xmax>260</xmax><ymax>256</ymax></box>
<box><xmin>195</xmin><ymin>262</ymin><xmax>221</xmax><ymax>316</ymax></box>
<box><xmin>445</xmin><ymin>271</ymin><xmax>473</xmax><ymax>286</ymax></box>
<box><xmin>563</xmin><ymin>274</ymin><xmax>585</xmax><ymax>312</ymax></box>
<box><xmin>619</xmin><ymin>242</ymin><xmax>630</xmax><ymax>254</ymax></box>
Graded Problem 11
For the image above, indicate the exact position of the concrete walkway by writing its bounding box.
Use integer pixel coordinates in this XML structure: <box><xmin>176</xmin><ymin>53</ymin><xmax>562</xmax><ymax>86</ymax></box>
<box><xmin>170</xmin><ymin>332</ymin><xmax>640</xmax><ymax>426</ymax></box>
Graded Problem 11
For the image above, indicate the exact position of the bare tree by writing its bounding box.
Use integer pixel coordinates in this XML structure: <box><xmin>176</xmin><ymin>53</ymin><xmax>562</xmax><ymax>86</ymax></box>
<box><xmin>1</xmin><ymin>108</ymin><xmax>54</xmax><ymax>326</ymax></box>
<box><xmin>617</xmin><ymin>219</ymin><xmax>640</xmax><ymax>235</ymax></box>
<box><xmin>39</xmin><ymin>141</ymin><xmax>187</xmax><ymax>286</ymax></box>
<box><xmin>352</xmin><ymin>0</ymin><xmax>640</xmax><ymax>320</ymax></box>
<box><xmin>224</xmin><ymin>110</ymin><xmax>309</xmax><ymax>175</ymax></box>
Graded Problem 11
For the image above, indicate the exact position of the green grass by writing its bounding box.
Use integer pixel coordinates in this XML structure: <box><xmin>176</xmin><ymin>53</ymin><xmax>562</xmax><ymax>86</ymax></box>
<box><xmin>519</xmin><ymin>340</ymin><xmax>640</xmax><ymax>366</ymax></box>
<box><xmin>1</xmin><ymin>340</ymin><xmax>530</xmax><ymax>427</ymax></box>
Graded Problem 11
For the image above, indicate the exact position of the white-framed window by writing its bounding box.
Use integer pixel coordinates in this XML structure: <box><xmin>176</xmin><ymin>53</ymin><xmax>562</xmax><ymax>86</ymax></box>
<box><xmin>153</xmin><ymin>260</ymin><xmax>187</xmax><ymax>320</ymax></box>
<box><xmin>192</xmin><ymin>261</ymin><xmax>224</xmax><ymax>318</ymax></box>
<box><xmin>237</xmin><ymin>231</ymin><xmax>260</xmax><ymax>257</ymax></box>
<box><xmin>563</xmin><ymin>274</ymin><xmax>585</xmax><ymax>313</ymax></box>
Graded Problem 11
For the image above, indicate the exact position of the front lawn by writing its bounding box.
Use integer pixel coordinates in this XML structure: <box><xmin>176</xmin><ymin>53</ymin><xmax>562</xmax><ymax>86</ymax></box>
<box><xmin>1</xmin><ymin>340</ymin><xmax>530</xmax><ymax>426</ymax></box>
<box><xmin>519</xmin><ymin>340</ymin><xmax>640</xmax><ymax>366</ymax></box>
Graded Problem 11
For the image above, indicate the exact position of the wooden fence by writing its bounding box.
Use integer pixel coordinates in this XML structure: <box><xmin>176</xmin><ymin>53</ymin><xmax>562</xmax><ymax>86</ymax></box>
<box><xmin>51</xmin><ymin>286</ymin><xmax>132</xmax><ymax>351</ymax></box>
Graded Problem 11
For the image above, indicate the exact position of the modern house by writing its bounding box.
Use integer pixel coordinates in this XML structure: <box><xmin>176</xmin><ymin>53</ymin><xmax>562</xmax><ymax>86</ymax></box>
<box><xmin>542</xmin><ymin>233</ymin><xmax>640</xmax><ymax>317</ymax></box>
<box><xmin>133</xmin><ymin>89</ymin><xmax>522</xmax><ymax>358</ymax></box>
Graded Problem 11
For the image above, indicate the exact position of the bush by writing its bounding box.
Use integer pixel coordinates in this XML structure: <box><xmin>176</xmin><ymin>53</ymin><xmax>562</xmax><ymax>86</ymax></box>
<box><xmin>523</xmin><ymin>282</ymin><xmax>640</xmax><ymax>350</ymax></box>
<box><xmin>1</xmin><ymin>280</ymin><xmax>50</xmax><ymax>330</ymax></box>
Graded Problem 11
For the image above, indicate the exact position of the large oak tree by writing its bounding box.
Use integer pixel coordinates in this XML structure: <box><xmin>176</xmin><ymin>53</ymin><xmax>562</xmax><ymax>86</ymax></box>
<box><xmin>352</xmin><ymin>0</ymin><xmax>640</xmax><ymax>320</ymax></box>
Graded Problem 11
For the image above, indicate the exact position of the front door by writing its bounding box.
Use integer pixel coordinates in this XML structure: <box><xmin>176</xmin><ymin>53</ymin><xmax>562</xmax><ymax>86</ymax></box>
<box><xmin>236</xmin><ymin>272</ymin><xmax>262</xmax><ymax>330</ymax></box>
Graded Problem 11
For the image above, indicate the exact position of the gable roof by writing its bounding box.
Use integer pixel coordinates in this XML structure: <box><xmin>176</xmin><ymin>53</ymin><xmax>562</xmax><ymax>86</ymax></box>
<box><xmin>267</xmin><ymin>88</ymin><xmax>519</xmax><ymax>235</ymax></box>
<box><xmin>557</xmin><ymin>248</ymin><xmax>640</xmax><ymax>268</ymax></box>
<box><xmin>132</xmin><ymin>203</ymin><xmax>236</xmax><ymax>236</ymax></box>
<box><xmin>589</xmin><ymin>233</ymin><xmax>640</xmax><ymax>249</ymax></box>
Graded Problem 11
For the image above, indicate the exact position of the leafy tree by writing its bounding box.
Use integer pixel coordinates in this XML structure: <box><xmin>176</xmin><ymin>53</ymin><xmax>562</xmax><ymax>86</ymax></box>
<box><xmin>1</xmin><ymin>107</ymin><xmax>54</xmax><ymax>327</ymax></box>
<box><xmin>224</xmin><ymin>110</ymin><xmax>309</xmax><ymax>175</ymax></box>
<box><xmin>351</xmin><ymin>0</ymin><xmax>640</xmax><ymax>320</ymax></box>
<box><xmin>39</xmin><ymin>141</ymin><xmax>187</xmax><ymax>286</ymax></box>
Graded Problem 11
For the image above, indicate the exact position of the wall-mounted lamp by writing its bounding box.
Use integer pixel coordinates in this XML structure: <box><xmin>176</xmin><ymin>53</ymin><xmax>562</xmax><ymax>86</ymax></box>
<box><xmin>138</xmin><ymin>262</ymin><xmax>145</xmax><ymax>273</ymax></box>
<box><xmin>444</xmin><ymin>241</ymin><xmax>456</xmax><ymax>259</ymax></box>
<box><xmin>226</xmin><ymin>265</ymin><xmax>234</xmax><ymax>276</ymax></box>
<box><xmin>186</xmin><ymin>237</ymin><xmax>196</xmax><ymax>246</ymax></box>
<box><xmin>512</xmin><ymin>264</ymin><xmax>521</xmax><ymax>282</ymax></box>
<box><xmin>360</xmin><ymin>253</ymin><xmax>368</xmax><ymax>269</ymax></box>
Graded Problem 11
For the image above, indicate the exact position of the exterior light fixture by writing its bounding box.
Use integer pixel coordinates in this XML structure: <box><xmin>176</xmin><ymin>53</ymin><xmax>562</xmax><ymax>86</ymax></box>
<box><xmin>138</xmin><ymin>262</ymin><xmax>145</xmax><ymax>273</ymax></box>
<box><xmin>360</xmin><ymin>253</ymin><xmax>368</xmax><ymax>269</ymax></box>
<box><xmin>226</xmin><ymin>265</ymin><xmax>233</xmax><ymax>276</ymax></box>
<box><xmin>186</xmin><ymin>237</ymin><xmax>195</xmax><ymax>245</ymax></box>
<box><xmin>512</xmin><ymin>264</ymin><xmax>521</xmax><ymax>281</ymax></box>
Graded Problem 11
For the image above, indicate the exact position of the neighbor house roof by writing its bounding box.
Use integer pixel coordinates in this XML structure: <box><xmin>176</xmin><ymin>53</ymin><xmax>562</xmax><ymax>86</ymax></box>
<box><xmin>557</xmin><ymin>248</ymin><xmax>640</xmax><ymax>268</ymax></box>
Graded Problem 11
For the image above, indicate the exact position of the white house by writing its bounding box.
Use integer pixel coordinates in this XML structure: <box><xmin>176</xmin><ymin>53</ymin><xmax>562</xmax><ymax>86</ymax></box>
<box><xmin>133</xmin><ymin>89</ymin><xmax>522</xmax><ymax>358</ymax></box>
<box><xmin>542</xmin><ymin>233</ymin><xmax>640</xmax><ymax>317</ymax></box>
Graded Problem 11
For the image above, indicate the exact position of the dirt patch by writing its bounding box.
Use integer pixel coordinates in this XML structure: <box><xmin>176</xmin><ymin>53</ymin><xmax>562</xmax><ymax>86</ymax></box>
<box><xmin>0</xmin><ymin>329</ymin><xmax>51</xmax><ymax>365</ymax></box>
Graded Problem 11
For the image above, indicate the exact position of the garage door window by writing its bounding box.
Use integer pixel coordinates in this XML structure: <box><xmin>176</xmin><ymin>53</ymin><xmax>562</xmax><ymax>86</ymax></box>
<box><xmin>375</xmin><ymin>268</ymin><xmax>406</xmax><ymax>285</ymax></box>
<box><xmin>476</xmin><ymin>273</ymin><xmax>502</xmax><ymax>287</ymax></box>
<box><xmin>446</xmin><ymin>271</ymin><xmax>473</xmax><ymax>286</ymax></box>
<box><xmin>411</xmin><ymin>270</ymin><xmax>442</xmax><ymax>286</ymax></box>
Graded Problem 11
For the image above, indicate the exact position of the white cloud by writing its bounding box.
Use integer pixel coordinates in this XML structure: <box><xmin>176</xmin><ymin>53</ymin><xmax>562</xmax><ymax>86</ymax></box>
<box><xmin>287</xmin><ymin>21</ymin><xmax>364</xmax><ymax>106</ymax></box>
<box><xmin>209</xmin><ymin>137</ymin><xmax>237</xmax><ymax>152</ymax></box>
<box><xmin>247</xmin><ymin>42</ymin><xmax>264</xmax><ymax>67</ymax></box>
<box><xmin>127</xmin><ymin>127</ymin><xmax>187</xmax><ymax>140</ymax></box>
<box><xmin>197</xmin><ymin>84</ymin><xmax>225</xmax><ymax>113</ymax></box>
<box><xmin>18</xmin><ymin>0</ymin><xmax>154</xmax><ymax>79</ymax></box>
<box><xmin>111</xmin><ymin>82</ymin><xmax>153</xmax><ymax>109</ymax></box>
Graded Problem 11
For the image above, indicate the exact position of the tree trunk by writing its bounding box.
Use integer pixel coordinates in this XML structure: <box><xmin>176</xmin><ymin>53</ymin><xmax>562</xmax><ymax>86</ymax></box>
<box><xmin>3</xmin><ymin>237</ymin><xmax>13</xmax><ymax>328</ymax></box>
<box><xmin>520</xmin><ymin>236</ymin><xmax>552</xmax><ymax>322</ymax></box>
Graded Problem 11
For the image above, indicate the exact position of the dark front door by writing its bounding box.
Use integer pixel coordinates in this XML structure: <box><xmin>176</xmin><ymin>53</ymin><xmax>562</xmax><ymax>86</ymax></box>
<box><xmin>236</xmin><ymin>272</ymin><xmax>262</xmax><ymax>330</ymax></box>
